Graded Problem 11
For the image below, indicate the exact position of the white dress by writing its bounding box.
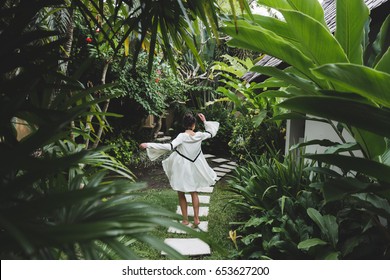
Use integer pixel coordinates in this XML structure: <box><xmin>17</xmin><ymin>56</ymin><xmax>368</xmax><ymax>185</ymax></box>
<box><xmin>146</xmin><ymin>121</ymin><xmax>220</xmax><ymax>192</ymax></box>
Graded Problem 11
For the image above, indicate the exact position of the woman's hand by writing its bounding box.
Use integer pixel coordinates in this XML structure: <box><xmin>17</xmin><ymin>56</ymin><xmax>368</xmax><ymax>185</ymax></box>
<box><xmin>198</xmin><ymin>113</ymin><xmax>206</xmax><ymax>123</ymax></box>
<box><xmin>139</xmin><ymin>143</ymin><xmax>148</xmax><ymax>149</ymax></box>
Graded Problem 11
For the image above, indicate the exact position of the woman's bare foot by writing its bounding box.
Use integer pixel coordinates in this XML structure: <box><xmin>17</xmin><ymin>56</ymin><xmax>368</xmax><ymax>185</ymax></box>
<box><xmin>192</xmin><ymin>218</ymin><xmax>200</xmax><ymax>228</ymax></box>
<box><xmin>181</xmin><ymin>220</ymin><xmax>190</xmax><ymax>226</ymax></box>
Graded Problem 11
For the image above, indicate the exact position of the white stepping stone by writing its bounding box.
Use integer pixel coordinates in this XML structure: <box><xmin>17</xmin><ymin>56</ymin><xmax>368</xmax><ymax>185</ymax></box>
<box><xmin>203</xmin><ymin>154</ymin><xmax>216</xmax><ymax>159</ymax></box>
<box><xmin>176</xmin><ymin>206</ymin><xmax>209</xmax><ymax>217</ymax></box>
<box><xmin>198</xmin><ymin>186</ymin><xmax>214</xmax><ymax>193</ymax></box>
<box><xmin>215</xmin><ymin>176</ymin><xmax>221</xmax><ymax>181</ymax></box>
<box><xmin>185</xmin><ymin>194</ymin><xmax>210</xmax><ymax>204</ymax></box>
<box><xmin>168</xmin><ymin>221</ymin><xmax>209</xmax><ymax>234</ymax></box>
<box><xmin>162</xmin><ymin>238</ymin><xmax>211</xmax><ymax>256</ymax></box>
<box><xmin>220</xmin><ymin>164</ymin><xmax>237</xmax><ymax>170</ymax></box>
<box><xmin>211</xmin><ymin>158</ymin><xmax>230</xmax><ymax>163</ymax></box>
<box><xmin>227</xmin><ymin>161</ymin><xmax>238</xmax><ymax>166</ymax></box>
<box><xmin>215</xmin><ymin>171</ymin><xmax>227</xmax><ymax>177</ymax></box>
<box><xmin>214</xmin><ymin>167</ymin><xmax>232</xmax><ymax>173</ymax></box>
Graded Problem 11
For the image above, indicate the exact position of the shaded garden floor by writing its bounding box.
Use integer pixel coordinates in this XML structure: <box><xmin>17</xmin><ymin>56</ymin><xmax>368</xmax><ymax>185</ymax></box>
<box><xmin>131</xmin><ymin>154</ymin><xmax>239</xmax><ymax>259</ymax></box>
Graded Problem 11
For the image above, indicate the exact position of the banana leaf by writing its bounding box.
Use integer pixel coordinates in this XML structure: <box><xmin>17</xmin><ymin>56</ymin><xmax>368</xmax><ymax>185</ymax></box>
<box><xmin>335</xmin><ymin>0</ymin><xmax>369</xmax><ymax>64</ymax></box>
<box><xmin>312</xmin><ymin>63</ymin><xmax>390</xmax><ymax>107</ymax></box>
<box><xmin>278</xmin><ymin>95</ymin><xmax>390</xmax><ymax>138</ymax></box>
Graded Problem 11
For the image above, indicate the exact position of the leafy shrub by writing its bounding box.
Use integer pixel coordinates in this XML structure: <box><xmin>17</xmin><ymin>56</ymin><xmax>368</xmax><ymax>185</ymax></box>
<box><xmin>223</xmin><ymin>0</ymin><xmax>390</xmax><ymax>259</ymax></box>
<box><xmin>227</xmin><ymin>152</ymin><xmax>328</xmax><ymax>259</ymax></box>
<box><xmin>111</xmin><ymin>52</ymin><xmax>188</xmax><ymax>117</ymax></box>
<box><xmin>228</xmin><ymin>115</ymin><xmax>285</xmax><ymax>161</ymax></box>
<box><xmin>198</xmin><ymin>104</ymin><xmax>235</xmax><ymax>155</ymax></box>
<box><xmin>105</xmin><ymin>131</ymin><xmax>142</xmax><ymax>167</ymax></box>
<box><xmin>228</xmin><ymin>150</ymin><xmax>390</xmax><ymax>259</ymax></box>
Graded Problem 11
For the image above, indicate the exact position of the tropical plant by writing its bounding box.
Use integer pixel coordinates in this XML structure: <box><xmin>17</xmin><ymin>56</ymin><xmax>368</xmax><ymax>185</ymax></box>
<box><xmin>209</xmin><ymin>55</ymin><xmax>286</xmax><ymax>159</ymax></box>
<box><xmin>0</xmin><ymin>0</ymin><xmax>211</xmax><ymax>260</ymax></box>
<box><xmin>104</xmin><ymin>130</ymin><xmax>142</xmax><ymax>167</ymax></box>
<box><xmin>222</xmin><ymin>0</ymin><xmax>390</xmax><ymax>259</ymax></box>
<box><xmin>227</xmin><ymin>151</ymin><xmax>324</xmax><ymax>259</ymax></box>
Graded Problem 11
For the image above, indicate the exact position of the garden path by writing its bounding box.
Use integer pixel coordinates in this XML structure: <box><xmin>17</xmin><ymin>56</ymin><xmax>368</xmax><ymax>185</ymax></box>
<box><xmin>161</xmin><ymin>154</ymin><xmax>237</xmax><ymax>257</ymax></box>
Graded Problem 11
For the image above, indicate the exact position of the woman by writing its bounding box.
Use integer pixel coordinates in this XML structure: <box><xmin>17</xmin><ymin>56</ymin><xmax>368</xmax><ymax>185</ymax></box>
<box><xmin>139</xmin><ymin>113</ymin><xmax>219</xmax><ymax>228</ymax></box>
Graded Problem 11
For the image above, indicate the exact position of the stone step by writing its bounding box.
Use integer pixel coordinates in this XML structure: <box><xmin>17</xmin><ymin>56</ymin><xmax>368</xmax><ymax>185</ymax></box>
<box><xmin>220</xmin><ymin>163</ymin><xmax>237</xmax><ymax>170</ymax></box>
<box><xmin>162</xmin><ymin>238</ymin><xmax>211</xmax><ymax>256</ymax></box>
<box><xmin>168</xmin><ymin>221</ymin><xmax>208</xmax><ymax>234</ymax></box>
<box><xmin>176</xmin><ymin>206</ymin><xmax>209</xmax><ymax>217</ymax></box>
<box><xmin>198</xmin><ymin>186</ymin><xmax>214</xmax><ymax>193</ymax></box>
<box><xmin>227</xmin><ymin>161</ymin><xmax>238</xmax><ymax>166</ymax></box>
<box><xmin>215</xmin><ymin>171</ymin><xmax>227</xmax><ymax>177</ymax></box>
<box><xmin>211</xmin><ymin>158</ymin><xmax>230</xmax><ymax>163</ymax></box>
<box><xmin>185</xmin><ymin>194</ymin><xmax>210</xmax><ymax>204</ymax></box>
<box><xmin>204</xmin><ymin>154</ymin><xmax>216</xmax><ymax>159</ymax></box>
<box><xmin>213</xmin><ymin>167</ymin><xmax>232</xmax><ymax>173</ymax></box>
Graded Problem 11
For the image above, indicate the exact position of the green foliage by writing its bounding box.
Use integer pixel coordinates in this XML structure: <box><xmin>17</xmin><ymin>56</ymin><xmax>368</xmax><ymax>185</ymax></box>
<box><xmin>223</xmin><ymin>0</ymin><xmax>390</xmax><ymax>259</ymax></box>
<box><xmin>227</xmin><ymin>152</ymin><xmax>322</xmax><ymax>259</ymax></box>
<box><xmin>228</xmin><ymin>151</ymin><xmax>390</xmax><ymax>259</ymax></box>
<box><xmin>198</xmin><ymin>104</ymin><xmax>235</xmax><ymax>155</ymax></box>
<box><xmin>209</xmin><ymin>55</ymin><xmax>286</xmax><ymax>159</ymax></box>
<box><xmin>74</xmin><ymin>0</ymin><xmax>251</xmax><ymax>74</ymax></box>
<box><xmin>111</xmin><ymin>53</ymin><xmax>188</xmax><ymax>116</ymax></box>
<box><xmin>228</xmin><ymin>115</ymin><xmax>284</xmax><ymax>161</ymax></box>
<box><xmin>0</xmin><ymin>0</ymin><xmax>213</xmax><ymax>260</ymax></box>
<box><xmin>104</xmin><ymin>131</ymin><xmax>142</xmax><ymax>167</ymax></box>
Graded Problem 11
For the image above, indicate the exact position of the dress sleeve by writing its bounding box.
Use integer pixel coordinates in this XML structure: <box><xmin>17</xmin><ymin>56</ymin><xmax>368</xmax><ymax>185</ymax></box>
<box><xmin>200</xmin><ymin>121</ymin><xmax>220</xmax><ymax>140</ymax></box>
<box><xmin>145</xmin><ymin>133</ymin><xmax>184</xmax><ymax>161</ymax></box>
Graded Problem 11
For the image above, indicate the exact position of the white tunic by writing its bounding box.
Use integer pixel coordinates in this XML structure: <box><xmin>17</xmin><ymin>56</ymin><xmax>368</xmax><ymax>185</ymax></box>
<box><xmin>146</xmin><ymin>121</ymin><xmax>220</xmax><ymax>192</ymax></box>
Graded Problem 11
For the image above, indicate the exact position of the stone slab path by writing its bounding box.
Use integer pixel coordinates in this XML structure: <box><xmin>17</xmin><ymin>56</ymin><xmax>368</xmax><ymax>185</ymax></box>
<box><xmin>168</xmin><ymin>221</ymin><xmax>208</xmax><ymax>234</ymax></box>
<box><xmin>162</xmin><ymin>238</ymin><xmax>211</xmax><ymax>256</ymax></box>
<box><xmin>211</xmin><ymin>158</ymin><xmax>230</xmax><ymax>163</ymax></box>
<box><xmin>162</xmin><ymin>155</ymin><xmax>237</xmax><ymax>257</ymax></box>
<box><xmin>214</xmin><ymin>167</ymin><xmax>232</xmax><ymax>173</ymax></box>
<box><xmin>185</xmin><ymin>194</ymin><xmax>210</xmax><ymax>204</ymax></box>
<box><xmin>197</xmin><ymin>186</ymin><xmax>214</xmax><ymax>193</ymax></box>
<box><xmin>176</xmin><ymin>205</ymin><xmax>209</xmax><ymax>217</ymax></box>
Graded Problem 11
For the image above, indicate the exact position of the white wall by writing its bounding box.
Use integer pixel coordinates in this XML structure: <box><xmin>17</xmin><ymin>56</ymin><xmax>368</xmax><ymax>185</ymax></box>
<box><xmin>303</xmin><ymin>120</ymin><xmax>363</xmax><ymax>157</ymax></box>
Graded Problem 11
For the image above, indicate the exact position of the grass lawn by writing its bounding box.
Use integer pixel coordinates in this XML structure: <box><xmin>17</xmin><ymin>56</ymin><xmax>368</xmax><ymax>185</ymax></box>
<box><xmin>129</xmin><ymin>180</ymin><xmax>238</xmax><ymax>259</ymax></box>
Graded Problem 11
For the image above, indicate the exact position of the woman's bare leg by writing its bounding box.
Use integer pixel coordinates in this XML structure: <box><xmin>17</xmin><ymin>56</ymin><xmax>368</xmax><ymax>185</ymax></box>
<box><xmin>190</xmin><ymin>192</ymin><xmax>200</xmax><ymax>226</ymax></box>
<box><xmin>177</xmin><ymin>191</ymin><xmax>189</xmax><ymax>225</ymax></box>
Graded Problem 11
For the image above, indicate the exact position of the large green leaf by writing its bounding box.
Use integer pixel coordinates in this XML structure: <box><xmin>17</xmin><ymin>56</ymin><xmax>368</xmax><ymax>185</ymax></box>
<box><xmin>298</xmin><ymin>238</ymin><xmax>327</xmax><ymax>250</ymax></box>
<box><xmin>335</xmin><ymin>0</ymin><xmax>369</xmax><ymax>64</ymax></box>
<box><xmin>259</xmin><ymin>90</ymin><xmax>293</xmax><ymax>98</ymax></box>
<box><xmin>319</xmin><ymin>177</ymin><xmax>388</xmax><ymax>203</ymax></box>
<box><xmin>312</xmin><ymin>63</ymin><xmax>390</xmax><ymax>107</ymax></box>
<box><xmin>290</xmin><ymin>139</ymin><xmax>360</xmax><ymax>154</ymax></box>
<box><xmin>307</xmin><ymin>208</ymin><xmax>338</xmax><ymax>248</ymax></box>
<box><xmin>271</xmin><ymin>112</ymin><xmax>328</xmax><ymax>123</ymax></box>
<box><xmin>375</xmin><ymin>48</ymin><xmax>390</xmax><ymax>74</ymax></box>
<box><xmin>257</xmin><ymin>0</ymin><xmax>290</xmax><ymax>10</ymax></box>
<box><xmin>372</xmin><ymin>14</ymin><xmax>390</xmax><ymax>66</ymax></box>
<box><xmin>222</xmin><ymin>21</ymin><xmax>316</xmax><ymax>80</ymax></box>
<box><xmin>250</xmin><ymin>66</ymin><xmax>318</xmax><ymax>94</ymax></box>
<box><xmin>252</xmin><ymin>77</ymin><xmax>289</xmax><ymax>89</ymax></box>
<box><xmin>248</xmin><ymin>14</ymin><xmax>297</xmax><ymax>44</ymax></box>
<box><xmin>281</xmin><ymin>10</ymin><xmax>349</xmax><ymax>66</ymax></box>
<box><xmin>352</xmin><ymin>193</ymin><xmax>390</xmax><ymax>218</ymax></box>
<box><xmin>350</xmin><ymin>127</ymin><xmax>386</xmax><ymax>160</ymax></box>
<box><xmin>258</xmin><ymin>0</ymin><xmax>327</xmax><ymax>28</ymax></box>
<box><xmin>285</xmin><ymin>0</ymin><xmax>327</xmax><ymax>28</ymax></box>
<box><xmin>305</xmin><ymin>154</ymin><xmax>390</xmax><ymax>184</ymax></box>
<box><xmin>278</xmin><ymin>96</ymin><xmax>390</xmax><ymax>138</ymax></box>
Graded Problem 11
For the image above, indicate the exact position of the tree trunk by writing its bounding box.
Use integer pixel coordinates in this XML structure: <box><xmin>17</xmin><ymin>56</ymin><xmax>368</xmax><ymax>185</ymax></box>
<box><xmin>92</xmin><ymin>59</ymin><xmax>112</xmax><ymax>149</ymax></box>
